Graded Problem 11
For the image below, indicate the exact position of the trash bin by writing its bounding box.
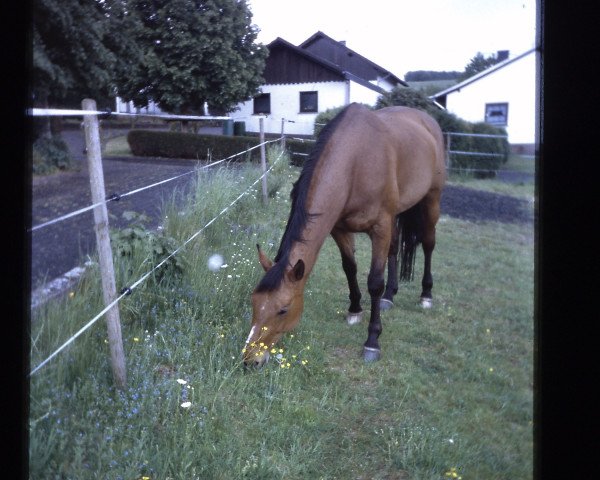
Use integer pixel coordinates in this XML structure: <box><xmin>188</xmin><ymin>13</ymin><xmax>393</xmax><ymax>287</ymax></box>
<box><xmin>233</xmin><ymin>121</ymin><xmax>246</xmax><ymax>136</ymax></box>
<box><xmin>222</xmin><ymin>119</ymin><xmax>234</xmax><ymax>136</ymax></box>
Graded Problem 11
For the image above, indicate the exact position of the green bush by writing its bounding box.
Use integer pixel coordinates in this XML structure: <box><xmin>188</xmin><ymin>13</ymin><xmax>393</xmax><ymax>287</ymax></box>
<box><xmin>314</xmin><ymin>106</ymin><xmax>347</xmax><ymax>137</ymax></box>
<box><xmin>127</xmin><ymin>130</ymin><xmax>264</xmax><ymax>162</ymax></box>
<box><xmin>110</xmin><ymin>211</ymin><xmax>186</xmax><ymax>288</ymax></box>
<box><xmin>313</xmin><ymin>104</ymin><xmax>373</xmax><ymax>137</ymax></box>
<box><xmin>465</xmin><ymin>122</ymin><xmax>510</xmax><ymax>177</ymax></box>
<box><xmin>32</xmin><ymin>135</ymin><xmax>74</xmax><ymax>175</ymax></box>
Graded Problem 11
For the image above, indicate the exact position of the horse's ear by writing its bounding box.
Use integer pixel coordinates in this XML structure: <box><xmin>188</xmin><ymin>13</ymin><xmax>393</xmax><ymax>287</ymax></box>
<box><xmin>256</xmin><ymin>244</ymin><xmax>273</xmax><ymax>272</ymax></box>
<box><xmin>287</xmin><ymin>259</ymin><xmax>305</xmax><ymax>283</ymax></box>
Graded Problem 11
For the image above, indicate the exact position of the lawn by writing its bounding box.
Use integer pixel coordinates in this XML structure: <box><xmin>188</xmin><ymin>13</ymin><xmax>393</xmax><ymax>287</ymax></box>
<box><xmin>29</xmin><ymin>148</ymin><xmax>534</xmax><ymax>479</ymax></box>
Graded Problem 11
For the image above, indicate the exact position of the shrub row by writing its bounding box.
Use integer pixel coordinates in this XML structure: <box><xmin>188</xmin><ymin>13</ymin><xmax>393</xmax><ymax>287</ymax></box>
<box><xmin>127</xmin><ymin>130</ymin><xmax>264</xmax><ymax>162</ymax></box>
<box><xmin>432</xmin><ymin>112</ymin><xmax>510</xmax><ymax>178</ymax></box>
<box><xmin>127</xmin><ymin>129</ymin><xmax>319</xmax><ymax>167</ymax></box>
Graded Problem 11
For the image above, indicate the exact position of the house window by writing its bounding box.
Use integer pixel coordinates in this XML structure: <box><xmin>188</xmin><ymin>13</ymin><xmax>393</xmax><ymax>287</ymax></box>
<box><xmin>300</xmin><ymin>91</ymin><xmax>318</xmax><ymax>113</ymax></box>
<box><xmin>253</xmin><ymin>93</ymin><xmax>271</xmax><ymax>114</ymax></box>
<box><xmin>485</xmin><ymin>103</ymin><xmax>508</xmax><ymax>126</ymax></box>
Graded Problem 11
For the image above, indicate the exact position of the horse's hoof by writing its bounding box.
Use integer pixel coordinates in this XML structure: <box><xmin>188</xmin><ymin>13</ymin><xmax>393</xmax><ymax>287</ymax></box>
<box><xmin>346</xmin><ymin>311</ymin><xmax>363</xmax><ymax>325</ymax></box>
<box><xmin>420</xmin><ymin>297</ymin><xmax>433</xmax><ymax>309</ymax></box>
<box><xmin>363</xmin><ymin>347</ymin><xmax>381</xmax><ymax>363</ymax></box>
<box><xmin>380</xmin><ymin>298</ymin><xmax>394</xmax><ymax>311</ymax></box>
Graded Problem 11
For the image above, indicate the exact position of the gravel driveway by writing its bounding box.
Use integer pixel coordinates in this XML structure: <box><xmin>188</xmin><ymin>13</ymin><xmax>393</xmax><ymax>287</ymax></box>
<box><xmin>30</xmin><ymin>128</ymin><xmax>535</xmax><ymax>301</ymax></box>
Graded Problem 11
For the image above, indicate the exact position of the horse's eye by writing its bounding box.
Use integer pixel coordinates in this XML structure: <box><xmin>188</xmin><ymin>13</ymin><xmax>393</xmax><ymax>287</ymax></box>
<box><xmin>277</xmin><ymin>307</ymin><xmax>288</xmax><ymax>316</ymax></box>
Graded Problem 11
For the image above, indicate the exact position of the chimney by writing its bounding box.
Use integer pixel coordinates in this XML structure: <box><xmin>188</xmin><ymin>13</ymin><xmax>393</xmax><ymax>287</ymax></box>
<box><xmin>339</xmin><ymin>40</ymin><xmax>346</xmax><ymax>46</ymax></box>
<box><xmin>497</xmin><ymin>50</ymin><xmax>509</xmax><ymax>61</ymax></box>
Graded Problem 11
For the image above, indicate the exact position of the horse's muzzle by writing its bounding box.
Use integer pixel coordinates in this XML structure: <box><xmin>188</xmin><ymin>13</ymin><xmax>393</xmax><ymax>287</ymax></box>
<box><xmin>242</xmin><ymin>350</ymin><xmax>270</xmax><ymax>369</ymax></box>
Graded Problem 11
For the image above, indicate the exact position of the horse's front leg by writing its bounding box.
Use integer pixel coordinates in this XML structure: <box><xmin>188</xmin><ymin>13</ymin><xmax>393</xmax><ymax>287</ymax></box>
<box><xmin>363</xmin><ymin>222</ymin><xmax>392</xmax><ymax>362</ymax></box>
<box><xmin>332</xmin><ymin>229</ymin><xmax>363</xmax><ymax>325</ymax></box>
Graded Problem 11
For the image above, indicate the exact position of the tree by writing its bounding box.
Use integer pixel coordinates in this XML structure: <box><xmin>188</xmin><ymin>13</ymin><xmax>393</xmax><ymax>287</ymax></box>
<box><xmin>404</xmin><ymin>70</ymin><xmax>461</xmax><ymax>82</ymax></box>
<box><xmin>458</xmin><ymin>52</ymin><xmax>501</xmax><ymax>81</ymax></box>
<box><xmin>32</xmin><ymin>0</ymin><xmax>117</xmax><ymax>108</ymax></box>
<box><xmin>375</xmin><ymin>86</ymin><xmax>438</xmax><ymax>115</ymax></box>
<box><xmin>120</xmin><ymin>0</ymin><xmax>267</xmax><ymax>115</ymax></box>
<box><xmin>31</xmin><ymin>0</ymin><xmax>143</xmax><ymax>138</ymax></box>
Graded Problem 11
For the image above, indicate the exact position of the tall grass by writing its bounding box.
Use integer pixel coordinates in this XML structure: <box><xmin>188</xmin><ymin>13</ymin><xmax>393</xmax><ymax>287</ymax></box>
<box><xmin>29</xmin><ymin>147</ymin><xmax>534</xmax><ymax>479</ymax></box>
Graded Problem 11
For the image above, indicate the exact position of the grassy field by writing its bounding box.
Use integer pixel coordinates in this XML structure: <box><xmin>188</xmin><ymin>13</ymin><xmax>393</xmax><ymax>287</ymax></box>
<box><xmin>29</xmin><ymin>148</ymin><xmax>534</xmax><ymax>479</ymax></box>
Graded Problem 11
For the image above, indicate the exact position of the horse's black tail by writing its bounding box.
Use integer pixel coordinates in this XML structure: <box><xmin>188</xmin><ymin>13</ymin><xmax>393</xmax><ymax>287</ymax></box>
<box><xmin>398</xmin><ymin>201</ymin><xmax>425</xmax><ymax>282</ymax></box>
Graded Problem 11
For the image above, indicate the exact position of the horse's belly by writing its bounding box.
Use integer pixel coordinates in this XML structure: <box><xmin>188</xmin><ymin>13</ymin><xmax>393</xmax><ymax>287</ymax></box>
<box><xmin>335</xmin><ymin>209</ymin><xmax>380</xmax><ymax>232</ymax></box>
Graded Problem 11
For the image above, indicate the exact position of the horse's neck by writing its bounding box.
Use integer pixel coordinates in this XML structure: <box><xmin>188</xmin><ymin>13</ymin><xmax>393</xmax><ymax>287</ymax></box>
<box><xmin>288</xmin><ymin>174</ymin><xmax>347</xmax><ymax>279</ymax></box>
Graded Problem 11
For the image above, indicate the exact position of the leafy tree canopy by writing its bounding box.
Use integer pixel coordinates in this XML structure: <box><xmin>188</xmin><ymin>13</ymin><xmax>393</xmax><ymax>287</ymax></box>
<box><xmin>32</xmin><ymin>0</ymin><xmax>266</xmax><ymax>115</ymax></box>
<box><xmin>32</xmin><ymin>0</ymin><xmax>118</xmax><ymax>107</ymax></box>
<box><xmin>120</xmin><ymin>0</ymin><xmax>267</xmax><ymax>114</ymax></box>
<box><xmin>375</xmin><ymin>87</ymin><xmax>438</xmax><ymax>115</ymax></box>
<box><xmin>404</xmin><ymin>70</ymin><xmax>461</xmax><ymax>82</ymax></box>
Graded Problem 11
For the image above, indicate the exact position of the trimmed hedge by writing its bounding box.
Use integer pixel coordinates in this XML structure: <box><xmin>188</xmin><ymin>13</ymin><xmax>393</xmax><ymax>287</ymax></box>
<box><xmin>434</xmin><ymin>112</ymin><xmax>509</xmax><ymax>177</ymax></box>
<box><xmin>127</xmin><ymin>130</ymin><xmax>264</xmax><ymax>162</ymax></box>
<box><xmin>127</xmin><ymin>129</ymin><xmax>319</xmax><ymax>167</ymax></box>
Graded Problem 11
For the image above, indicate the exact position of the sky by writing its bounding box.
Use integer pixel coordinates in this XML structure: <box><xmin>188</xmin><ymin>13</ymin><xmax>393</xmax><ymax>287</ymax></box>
<box><xmin>247</xmin><ymin>0</ymin><xmax>537</xmax><ymax>79</ymax></box>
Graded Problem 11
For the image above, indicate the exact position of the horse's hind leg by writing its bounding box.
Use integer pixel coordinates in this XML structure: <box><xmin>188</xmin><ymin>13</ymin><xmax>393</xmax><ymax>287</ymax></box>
<box><xmin>420</xmin><ymin>192</ymin><xmax>442</xmax><ymax>308</ymax></box>
<box><xmin>380</xmin><ymin>215</ymin><xmax>401</xmax><ymax>311</ymax></box>
<box><xmin>332</xmin><ymin>229</ymin><xmax>363</xmax><ymax>325</ymax></box>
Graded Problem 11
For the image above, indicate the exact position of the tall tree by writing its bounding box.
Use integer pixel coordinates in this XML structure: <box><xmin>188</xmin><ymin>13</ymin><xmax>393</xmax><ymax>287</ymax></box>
<box><xmin>458</xmin><ymin>52</ymin><xmax>501</xmax><ymax>81</ymax></box>
<box><xmin>32</xmin><ymin>0</ymin><xmax>117</xmax><ymax>108</ymax></box>
<box><xmin>121</xmin><ymin>0</ymin><xmax>267</xmax><ymax>115</ymax></box>
<box><xmin>31</xmin><ymin>0</ymin><xmax>144</xmax><ymax>137</ymax></box>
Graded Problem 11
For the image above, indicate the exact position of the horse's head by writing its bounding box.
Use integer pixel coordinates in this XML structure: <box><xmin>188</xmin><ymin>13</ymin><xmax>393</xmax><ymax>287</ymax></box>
<box><xmin>243</xmin><ymin>245</ymin><xmax>306</xmax><ymax>367</ymax></box>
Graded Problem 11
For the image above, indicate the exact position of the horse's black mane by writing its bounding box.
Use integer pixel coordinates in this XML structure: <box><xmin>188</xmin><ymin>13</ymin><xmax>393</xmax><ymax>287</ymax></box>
<box><xmin>256</xmin><ymin>104</ymin><xmax>354</xmax><ymax>292</ymax></box>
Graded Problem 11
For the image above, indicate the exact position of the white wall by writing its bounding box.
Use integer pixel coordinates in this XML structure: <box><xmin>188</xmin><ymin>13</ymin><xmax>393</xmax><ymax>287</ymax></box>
<box><xmin>348</xmin><ymin>80</ymin><xmax>382</xmax><ymax>106</ymax></box>
<box><xmin>444</xmin><ymin>51</ymin><xmax>536</xmax><ymax>145</ymax></box>
<box><xmin>229</xmin><ymin>79</ymin><xmax>389</xmax><ymax>136</ymax></box>
<box><xmin>229</xmin><ymin>81</ymin><xmax>349</xmax><ymax>136</ymax></box>
<box><xmin>114</xmin><ymin>97</ymin><xmax>165</xmax><ymax>115</ymax></box>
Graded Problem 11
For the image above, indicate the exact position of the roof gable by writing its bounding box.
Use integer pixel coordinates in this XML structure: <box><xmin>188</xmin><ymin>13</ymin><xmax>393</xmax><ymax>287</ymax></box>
<box><xmin>264</xmin><ymin>37</ymin><xmax>346</xmax><ymax>84</ymax></box>
<box><xmin>299</xmin><ymin>31</ymin><xmax>406</xmax><ymax>87</ymax></box>
<box><xmin>431</xmin><ymin>47</ymin><xmax>537</xmax><ymax>99</ymax></box>
<box><xmin>262</xmin><ymin>32</ymin><xmax>406</xmax><ymax>91</ymax></box>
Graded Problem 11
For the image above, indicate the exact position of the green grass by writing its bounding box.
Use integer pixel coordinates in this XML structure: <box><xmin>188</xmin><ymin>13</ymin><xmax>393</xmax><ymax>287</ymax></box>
<box><xmin>448</xmin><ymin>154</ymin><xmax>535</xmax><ymax>199</ymax></box>
<box><xmin>29</xmin><ymin>148</ymin><xmax>534</xmax><ymax>479</ymax></box>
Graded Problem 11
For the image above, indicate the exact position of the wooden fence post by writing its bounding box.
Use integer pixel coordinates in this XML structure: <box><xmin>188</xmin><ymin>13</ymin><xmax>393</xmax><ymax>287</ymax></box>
<box><xmin>82</xmin><ymin>98</ymin><xmax>127</xmax><ymax>389</ymax></box>
<box><xmin>259</xmin><ymin>117</ymin><xmax>268</xmax><ymax>205</ymax></box>
<box><xmin>280</xmin><ymin>118</ymin><xmax>286</xmax><ymax>150</ymax></box>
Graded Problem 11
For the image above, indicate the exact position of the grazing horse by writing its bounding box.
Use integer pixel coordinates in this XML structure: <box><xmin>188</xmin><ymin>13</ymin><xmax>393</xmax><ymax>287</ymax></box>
<box><xmin>243</xmin><ymin>103</ymin><xmax>446</xmax><ymax>366</ymax></box>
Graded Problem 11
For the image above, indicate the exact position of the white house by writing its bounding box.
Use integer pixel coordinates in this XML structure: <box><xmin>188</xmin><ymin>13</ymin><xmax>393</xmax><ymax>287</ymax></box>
<box><xmin>114</xmin><ymin>97</ymin><xmax>165</xmax><ymax>115</ymax></box>
<box><xmin>228</xmin><ymin>32</ymin><xmax>406</xmax><ymax>137</ymax></box>
<box><xmin>431</xmin><ymin>48</ymin><xmax>538</xmax><ymax>153</ymax></box>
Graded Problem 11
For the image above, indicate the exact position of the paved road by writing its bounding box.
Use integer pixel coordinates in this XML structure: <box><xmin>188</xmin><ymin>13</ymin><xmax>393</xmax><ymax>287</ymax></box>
<box><xmin>30</xmin><ymin>128</ymin><xmax>201</xmax><ymax>290</ymax></box>
<box><xmin>30</xmin><ymin>128</ymin><xmax>534</xmax><ymax>295</ymax></box>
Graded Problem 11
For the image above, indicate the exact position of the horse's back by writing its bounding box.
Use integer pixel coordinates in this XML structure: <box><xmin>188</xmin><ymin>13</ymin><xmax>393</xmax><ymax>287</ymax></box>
<box><xmin>353</xmin><ymin>105</ymin><xmax>445</xmax><ymax>213</ymax></box>
<box><xmin>373</xmin><ymin>106</ymin><xmax>445</xmax><ymax>175</ymax></box>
